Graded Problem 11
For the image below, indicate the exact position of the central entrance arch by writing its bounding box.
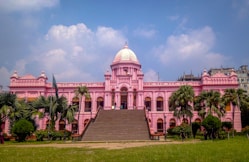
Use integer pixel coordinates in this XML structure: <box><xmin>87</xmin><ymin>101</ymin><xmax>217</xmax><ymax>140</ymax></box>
<box><xmin>120</xmin><ymin>87</ymin><xmax>128</xmax><ymax>109</ymax></box>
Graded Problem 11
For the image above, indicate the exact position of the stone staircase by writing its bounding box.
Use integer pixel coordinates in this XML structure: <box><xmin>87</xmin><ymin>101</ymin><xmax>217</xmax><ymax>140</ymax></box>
<box><xmin>82</xmin><ymin>109</ymin><xmax>150</xmax><ymax>141</ymax></box>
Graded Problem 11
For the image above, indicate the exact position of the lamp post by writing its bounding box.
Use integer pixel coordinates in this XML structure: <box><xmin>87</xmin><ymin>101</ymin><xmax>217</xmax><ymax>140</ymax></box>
<box><xmin>164</xmin><ymin>114</ymin><xmax>167</xmax><ymax>140</ymax></box>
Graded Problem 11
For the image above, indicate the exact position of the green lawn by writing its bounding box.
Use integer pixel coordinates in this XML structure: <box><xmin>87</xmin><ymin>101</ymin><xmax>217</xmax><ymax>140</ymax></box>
<box><xmin>0</xmin><ymin>137</ymin><xmax>249</xmax><ymax>162</ymax></box>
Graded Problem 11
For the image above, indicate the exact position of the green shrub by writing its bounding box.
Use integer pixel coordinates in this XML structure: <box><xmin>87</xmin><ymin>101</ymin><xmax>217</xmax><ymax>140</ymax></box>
<box><xmin>50</xmin><ymin>131</ymin><xmax>63</xmax><ymax>140</ymax></box>
<box><xmin>12</xmin><ymin>119</ymin><xmax>34</xmax><ymax>142</ymax></box>
<box><xmin>35</xmin><ymin>130</ymin><xmax>47</xmax><ymax>141</ymax></box>
<box><xmin>222</xmin><ymin>121</ymin><xmax>232</xmax><ymax>131</ymax></box>
<box><xmin>169</xmin><ymin>123</ymin><xmax>191</xmax><ymax>139</ymax></box>
<box><xmin>241</xmin><ymin>126</ymin><xmax>249</xmax><ymax>135</ymax></box>
<box><xmin>202</xmin><ymin>115</ymin><xmax>221</xmax><ymax>139</ymax></box>
<box><xmin>218</xmin><ymin>130</ymin><xmax>226</xmax><ymax>139</ymax></box>
<box><xmin>167</xmin><ymin>127</ymin><xmax>176</xmax><ymax>136</ymax></box>
<box><xmin>35</xmin><ymin>129</ymin><xmax>72</xmax><ymax>141</ymax></box>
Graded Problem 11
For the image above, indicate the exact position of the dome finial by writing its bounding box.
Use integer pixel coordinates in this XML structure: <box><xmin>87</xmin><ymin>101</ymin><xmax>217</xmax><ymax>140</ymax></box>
<box><xmin>124</xmin><ymin>41</ymin><xmax>128</xmax><ymax>49</ymax></box>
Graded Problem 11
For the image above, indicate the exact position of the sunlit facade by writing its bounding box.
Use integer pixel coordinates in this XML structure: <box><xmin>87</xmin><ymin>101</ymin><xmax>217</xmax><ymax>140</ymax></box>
<box><xmin>6</xmin><ymin>45</ymin><xmax>241</xmax><ymax>135</ymax></box>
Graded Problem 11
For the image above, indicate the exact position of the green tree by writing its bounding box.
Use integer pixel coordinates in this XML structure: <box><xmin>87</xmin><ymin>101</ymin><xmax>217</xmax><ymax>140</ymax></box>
<box><xmin>240</xmin><ymin>91</ymin><xmax>249</xmax><ymax>127</ymax></box>
<box><xmin>61</xmin><ymin>104</ymin><xmax>78</xmax><ymax>124</ymax></box>
<box><xmin>12</xmin><ymin>119</ymin><xmax>34</xmax><ymax>142</ymax></box>
<box><xmin>202</xmin><ymin>114</ymin><xmax>222</xmax><ymax>139</ymax></box>
<box><xmin>194</xmin><ymin>90</ymin><xmax>225</xmax><ymax>119</ymax></box>
<box><xmin>32</xmin><ymin>95</ymin><xmax>67</xmax><ymax>131</ymax></box>
<box><xmin>169</xmin><ymin>85</ymin><xmax>194</xmax><ymax>123</ymax></box>
<box><xmin>74</xmin><ymin>86</ymin><xmax>90</xmax><ymax>134</ymax></box>
<box><xmin>8</xmin><ymin>99</ymin><xmax>43</xmax><ymax>125</ymax></box>
<box><xmin>192</xmin><ymin>122</ymin><xmax>201</xmax><ymax>138</ymax></box>
<box><xmin>0</xmin><ymin>92</ymin><xmax>43</xmax><ymax>135</ymax></box>
<box><xmin>0</xmin><ymin>92</ymin><xmax>16</xmax><ymax>124</ymax></box>
<box><xmin>222</xmin><ymin>88</ymin><xmax>249</xmax><ymax>136</ymax></box>
<box><xmin>171</xmin><ymin>123</ymin><xmax>192</xmax><ymax>140</ymax></box>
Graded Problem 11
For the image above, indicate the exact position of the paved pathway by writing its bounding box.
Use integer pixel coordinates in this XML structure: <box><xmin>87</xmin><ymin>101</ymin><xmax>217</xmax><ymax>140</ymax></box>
<box><xmin>8</xmin><ymin>140</ymin><xmax>200</xmax><ymax>150</ymax></box>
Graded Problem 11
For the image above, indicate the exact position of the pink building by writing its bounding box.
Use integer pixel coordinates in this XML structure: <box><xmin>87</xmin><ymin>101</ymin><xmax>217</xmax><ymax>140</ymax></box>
<box><xmin>7</xmin><ymin>45</ymin><xmax>241</xmax><ymax>135</ymax></box>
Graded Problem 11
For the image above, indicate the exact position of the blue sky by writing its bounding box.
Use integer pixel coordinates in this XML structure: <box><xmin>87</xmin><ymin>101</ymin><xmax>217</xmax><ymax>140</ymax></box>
<box><xmin>0</xmin><ymin>0</ymin><xmax>249</xmax><ymax>90</ymax></box>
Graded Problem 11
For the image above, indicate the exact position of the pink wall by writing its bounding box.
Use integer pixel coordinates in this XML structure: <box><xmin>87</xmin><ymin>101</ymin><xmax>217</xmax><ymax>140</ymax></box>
<box><xmin>7</xmin><ymin>47</ymin><xmax>241</xmax><ymax>135</ymax></box>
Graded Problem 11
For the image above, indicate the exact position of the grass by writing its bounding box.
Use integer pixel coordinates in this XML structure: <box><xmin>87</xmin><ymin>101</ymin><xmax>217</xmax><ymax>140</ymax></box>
<box><xmin>0</xmin><ymin>136</ymin><xmax>249</xmax><ymax>162</ymax></box>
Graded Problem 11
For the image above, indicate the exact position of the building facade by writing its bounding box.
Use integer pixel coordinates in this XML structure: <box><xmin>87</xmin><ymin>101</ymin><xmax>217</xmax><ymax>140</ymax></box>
<box><xmin>208</xmin><ymin>65</ymin><xmax>249</xmax><ymax>94</ymax></box>
<box><xmin>236</xmin><ymin>65</ymin><xmax>249</xmax><ymax>94</ymax></box>
<box><xmin>6</xmin><ymin>45</ymin><xmax>241</xmax><ymax>135</ymax></box>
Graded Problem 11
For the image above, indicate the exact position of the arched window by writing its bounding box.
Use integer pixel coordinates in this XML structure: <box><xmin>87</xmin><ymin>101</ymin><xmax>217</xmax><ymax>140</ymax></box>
<box><xmin>195</xmin><ymin>118</ymin><xmax>201</xmax><ymax>123</ymax></box>
<box><xmin>85</xmin><ymin>97</ymin><xmax>92</xmax><ymax>112</ymax></box>
<box><xmin>46</xmin><ymin>120</ymin><xmax>51</xmax><ymax>129</ymax></box>
<box><xmin>169</xmin><ymin>119</ymin><xmax>176</xmax><ymax>128</ymax></box>
<box><xmin>157</xmin><ymin>118</ymin><xmax>163</xmax><ymax>132</ymax></box>
<box><xmin>226</xmin><ymin>104</ymin><xmax>231</xmax><ymax>112</ymax></box>
<box><xmin>145</xmin><ymin>97</ymin><xmax>151</xmax><ymax>111</ymax></box>
<box><xmin>156</xmin><ymin>97</ymin><xmax>163</xmax><ymax>111</ymax></box>
<box><xmin>59</xmin><ymin>119</ymin><xmax>66</xmax><ymax>131</ymax></box>
<box><xmin>72</xmin><ymin>97</ymin><xmax>79</xmax><ymax>112</ymax></box>
<box><xmin>1</xmin><ymin>122</ymin><xmax>5</xmax><ymax>133</ymax></box>
<box><xmin>72</xmin><ymin>119</ymin><xmax>78</xmax><ymax>134</ymax></box>
<box><xmin>182</xmin><ymin>118</ymin><xmax>188</xmax><ymax>124</ymax></box>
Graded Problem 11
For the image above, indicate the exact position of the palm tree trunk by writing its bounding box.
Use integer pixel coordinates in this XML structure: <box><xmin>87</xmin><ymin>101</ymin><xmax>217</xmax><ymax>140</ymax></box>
<box><xmin>233</xmin><ymin>105</ymin><xmax>235</xmax><ymax>137</ymax></box>
<box><xmin>77</xmin><ymin>97</ymin><xmax>82</xmax><ymax>134</ymax></box>
<box><xmin>190</xmin><ymin>117</ymin><xmax>193</xmax><ymax>138</ymax></box>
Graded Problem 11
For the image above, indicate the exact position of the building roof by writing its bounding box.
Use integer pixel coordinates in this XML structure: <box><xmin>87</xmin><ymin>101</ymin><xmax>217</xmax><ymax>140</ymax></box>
<box><xmin>112</xmin><ymin>44</ymin><xmax>139</xmax><ymax>64</ymax></box>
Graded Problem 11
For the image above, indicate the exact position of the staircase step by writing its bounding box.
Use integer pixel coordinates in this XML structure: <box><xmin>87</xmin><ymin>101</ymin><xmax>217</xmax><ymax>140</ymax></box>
<box><xmin>82</xmin><ymin>110</ymin><xmax>150</xmax><ymax>141</ymax></box>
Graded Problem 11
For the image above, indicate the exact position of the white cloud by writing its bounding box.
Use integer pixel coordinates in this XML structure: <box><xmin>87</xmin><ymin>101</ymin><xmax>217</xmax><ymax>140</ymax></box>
<box><xmin>0</xmin><ymin>0</ymin><xmax>59</xmax><ymax>12</ymax></box>
<box><xmin>154</xmin><ymin>26</ymin><xmax>229</xmax><ymax>75</ymax></box>
<box><xmin>96</xmin><ymin>26</ymin><xmax>125</xmax><ymax>48</ymax></box>
<box><xmin>45</xmin><ymin>24</ymin><xmax>92</xmax><ymax>41</ymax></box>
<box><xmin>144</xmin><ymin>69</ymin><xmax>159</xmax><ymax>82</ymax></box>
<box><xmin>28</xmin><ymin>23</ymin><xmax>126</xmax><ymax>82</ymax></box>
<box><xmin>156</xmin><ymin>26</ymin><xmax>215</xmax><ymax>62</ymax></box>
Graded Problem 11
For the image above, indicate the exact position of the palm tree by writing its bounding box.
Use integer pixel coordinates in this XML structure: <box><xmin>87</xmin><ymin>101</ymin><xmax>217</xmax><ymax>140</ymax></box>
<box><xmin>0</xmin><ymin>92</ymin><xmax>16</xmax><ymax>131</ymax></box>
<box><xmin>222</xmin><ymin>88</ymin><xmax>249</xmax><ymax>136</ymax></box>
<box><xmin>194</xmin><ymin>95</ymin><xmax>206</xmax><ymax>120</ymax></box>
<box><xmin>195</xmin><ymin>90</ymin><xmax>225</xmax><ymax>119</ymax></box>
<box><xmin>32</xmin><ymin>95</ymin><xmax>67</xmax><ymax>131</ymax></box>
<box><xmin>9</xmin><ymin>99</ymin><xmax>28</xmax><ymax>123</ymax></box>
<box><xmin>0</xmin><ymin>92</ymin><xmax>43</xmax><ymax>134</ymax></box>
<box><xmin>169</xmin><ymin>85</ymin><xmax>194</xmax><ymax>124</ymax></box>
<box><xmin>61</xmin><ymin>104</ymin><xmax>78</xmax><ymax>124</ymax></box>
<box><xmin>74</xmin><ymin>86</ymin><xmax>90</xmax><ymax>134</ymax></box>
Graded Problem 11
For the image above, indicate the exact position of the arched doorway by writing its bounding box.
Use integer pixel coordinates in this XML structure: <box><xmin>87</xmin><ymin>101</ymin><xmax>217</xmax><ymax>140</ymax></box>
<box><xmin>59</xmin><ymin>119</ymin><xmax>66</xmax><ymax>131</ymax></box>
<box><xmin>72</xmin><ymin>119</ymin><xmax>78</xmax><ymax>134</ymax></box>
<box><xmin>120</xmin><ymin>87</ymin><xmax>128</xmax><ymax>109</ymax></box>
<box><xmin>145</xmin><ymin>97</ymin><xmax>151</xmax><ymax>111</ymax></box>
<box><xmin>1</xmin><ymin>122</ymin><xmax>5</xmax><ymax>133</ymax></box>
<box><xmin>182</xmin><ymin>118</ymin><xmax>188</xmax><ymax>124</ymax></box>
<box><xmin>97</xmin><ymin>97</ymin><xmax>104</xmax><ymax>109</ymax></box>
<box><xmin>195</xmin><ymin>118</ymin><xmax>201</xmax><ymax>123</ymax></box>
<box><xmin>46</xmin><ymin>120</ymin><xmax>50</xmax><ymax>129</ymax></box>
